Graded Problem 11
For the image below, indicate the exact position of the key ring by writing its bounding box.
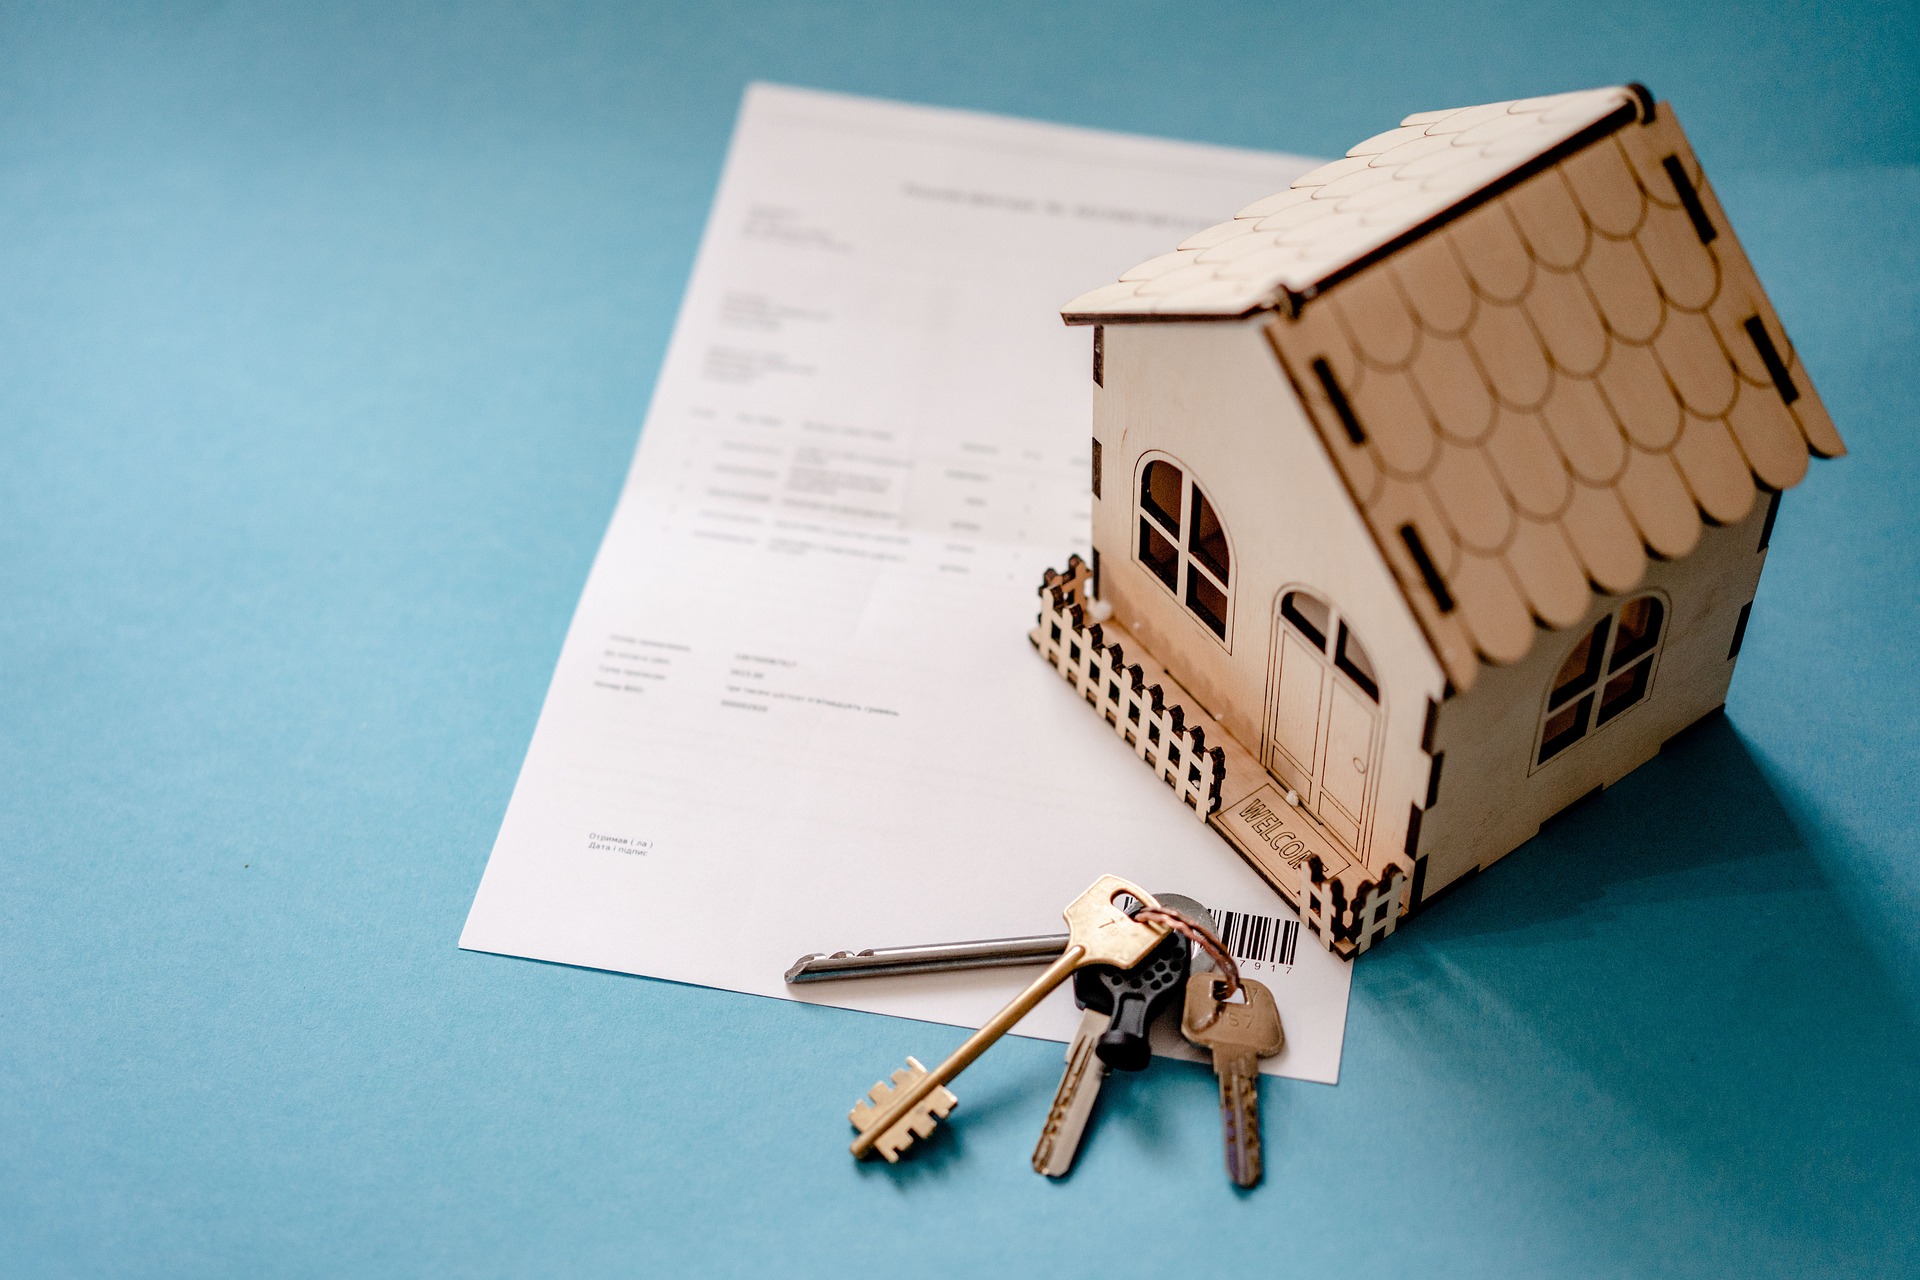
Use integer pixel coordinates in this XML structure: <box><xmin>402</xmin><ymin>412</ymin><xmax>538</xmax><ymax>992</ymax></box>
<box><xmin>1131</xmin><ymin>906</ymin><xmax>1240</xmax><ymax>1003</ymax></box>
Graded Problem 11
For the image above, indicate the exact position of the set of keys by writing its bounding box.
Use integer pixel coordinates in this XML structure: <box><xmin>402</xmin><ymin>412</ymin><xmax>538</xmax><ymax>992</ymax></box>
<box><xmin>788</xmin><ymin>877</ymin><xmax>1286</xmax><ymax>1186</ymax></box>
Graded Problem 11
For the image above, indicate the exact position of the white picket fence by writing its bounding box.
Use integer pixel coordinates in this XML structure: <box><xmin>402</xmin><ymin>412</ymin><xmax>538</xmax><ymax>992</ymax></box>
<box><xmin>1300</xmin><ymin>856</ymin><xmax>1408</xmax><ymax>956</ymax></box>
<box><xmin>1029</xmin><ymin>557</ymin><xmax>1225</xmax><ymax>819</ymax></box>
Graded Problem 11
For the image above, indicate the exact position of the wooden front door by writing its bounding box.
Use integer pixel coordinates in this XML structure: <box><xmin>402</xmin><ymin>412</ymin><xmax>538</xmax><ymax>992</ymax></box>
<box><xmin>1264</xmin><ymin>590</ymin><xmax>1381</xmax><ymax>854</ymax></box>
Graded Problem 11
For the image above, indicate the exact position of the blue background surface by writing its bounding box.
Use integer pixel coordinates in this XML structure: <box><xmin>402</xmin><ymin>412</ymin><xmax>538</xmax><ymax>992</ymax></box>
<box><xmin>3</xmin><ymin>3</ymin><xmax>1917</xmax><ymax>1275</ymax></box>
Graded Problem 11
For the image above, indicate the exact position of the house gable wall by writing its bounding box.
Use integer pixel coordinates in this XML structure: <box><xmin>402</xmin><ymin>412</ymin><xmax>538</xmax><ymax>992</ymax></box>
<box><xmin>1090</xmin><ymin>319</ymin><xmax>1446</xmax><ymax>880</ymax></box>
<box><xmin>1415</xmin><ymin>495</ymin><xmax>1774</xmax><ymax>904</ymax></box>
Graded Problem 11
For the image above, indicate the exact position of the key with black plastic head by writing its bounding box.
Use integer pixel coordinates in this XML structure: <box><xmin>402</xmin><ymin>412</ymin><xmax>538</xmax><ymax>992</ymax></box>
<box><xmin>1031</xmin><ymin>894</ymin><xmax>1200</xmax><ymax>1177</ymax></box>
<box><xmin>1079</xmin><ymin>918</ymin><xmax>1192</xmax><ymax>1072</ymax></box>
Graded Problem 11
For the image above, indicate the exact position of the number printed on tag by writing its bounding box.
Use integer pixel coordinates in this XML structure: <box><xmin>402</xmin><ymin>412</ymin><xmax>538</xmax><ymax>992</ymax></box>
<box><xmin>1207</xmin><ymin>908</ymin><xmax>1300</xmax><ymax>969</ymax></box>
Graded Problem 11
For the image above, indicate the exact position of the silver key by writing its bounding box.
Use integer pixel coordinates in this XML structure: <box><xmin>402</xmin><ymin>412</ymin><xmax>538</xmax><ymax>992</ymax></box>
<box><xmin>1029</xmin><ymin>893</ymin><xmax>1208</xmax><ymax>1178</ymax></box>
<box><xmin>786</xmin><ymin>933</ymin><xmax>1066</xmax><ymax>984</ymax></box>
<box><xmin>1031</xmin><ymin>1007</ymin><xmax>1109</xmax><ymax>1177</ymax></box>
<box><xmin>1181</xmin><ymin>973</ymin><xmax>1285</xmax><ymax>1188</ymax></box>
<box><xmin>787</xmin><ymin>892</ymin><xmax>1211</xmax><ymax>984</ymax></box>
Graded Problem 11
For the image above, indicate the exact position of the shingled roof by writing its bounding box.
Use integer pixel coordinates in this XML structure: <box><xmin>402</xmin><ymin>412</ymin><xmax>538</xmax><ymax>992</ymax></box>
<box><xmin>1065</xmin><ymin>87</ymin><xmax>1844</xmax><ymax>692</ymax></box>
<box><xmin>1062</xmin><ymin>86</ymin><xmax>1649</xmax><ymax>323</ymax></box>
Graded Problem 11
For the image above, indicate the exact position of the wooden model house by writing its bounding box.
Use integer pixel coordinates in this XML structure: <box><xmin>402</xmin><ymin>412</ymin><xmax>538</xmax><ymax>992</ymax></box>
<box><xmin>1031</xmin><ymin>86</ymin><xmax>1844</xmax><ymax>958</ymax></box>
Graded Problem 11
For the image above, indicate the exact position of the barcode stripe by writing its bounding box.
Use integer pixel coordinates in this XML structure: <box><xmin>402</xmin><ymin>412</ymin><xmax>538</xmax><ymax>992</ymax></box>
<box><xmin>1207</xmin><ymin>907</ymin><xmax>1299</xmax><ymax>967</ymax></box>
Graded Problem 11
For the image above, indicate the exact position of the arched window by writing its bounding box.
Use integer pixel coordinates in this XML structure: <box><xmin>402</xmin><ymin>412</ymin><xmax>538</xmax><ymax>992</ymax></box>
<box><xmin>1136</xmin><ymin>456</ymin><xmax>1231</xmax><ymax>641</ymax></box>
<box><xmin>1536</xmin><ymin>595</ymin><xmax>1666</xmax><ymax>766</ymax></box>
<box><xmin>1280</xmin><ymin>590</ymin><xmax>1379</xmax><ymax>702</ymax></box>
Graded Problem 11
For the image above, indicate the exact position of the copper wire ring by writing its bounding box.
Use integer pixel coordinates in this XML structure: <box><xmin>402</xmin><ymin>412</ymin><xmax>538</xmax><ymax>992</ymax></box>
<box><xmin>1132</xmin><ymin>905</ymin><xmax>1240</xmax><ymax>1003</ymax></box>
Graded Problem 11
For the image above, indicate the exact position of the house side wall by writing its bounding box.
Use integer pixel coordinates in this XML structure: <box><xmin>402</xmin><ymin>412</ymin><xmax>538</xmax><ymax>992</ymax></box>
<box><xmin>1090</xmin><ymin>319</ymin><xmax>1446</xmax><ymax>882</ymax></box>
<box><xmin>1415</xmin><ymin>496</ymin><xmax>1774</xmax><ymax>903</ymax></box>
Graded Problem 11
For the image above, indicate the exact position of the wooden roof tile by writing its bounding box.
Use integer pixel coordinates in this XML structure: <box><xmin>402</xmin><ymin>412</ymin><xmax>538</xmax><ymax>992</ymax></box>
<box><xmin>1429</xmin><ymin>438</ymin><xmax>1515</xmax><ymax>553</ymax></box>
<box><xmin>1408</xmin><ymin>330</ymin><xmax>1497</xmax><ymax>443</ymax></box>
<box><xmin>1726</xmin><ymin>379</ymin><xmax>1811</xmax><ymax>490</ymax></box>
<box><xmin>1596</xmin><ymin>341</ymin><xmax>1683</xmax><ymax>450</ymax></box>
<box><xmin>1617</xmin><ymin>446</ymin><xmax>1703</xmax><ymax>559</ymax></box>
<box><xmin>1370</xmin><ymin>132</ymin><xmax>1461</xmax><ymax>172</ymax></box>
<box><xmin>1119</xmin><ymin>251</ymin><xmax>1192</xmax><ymax>282</ymax></box>
<box><xmin>1505</xmin><ymin>173</ymin><xmax>1590</xmax><ymax>270</ymax></box>
<box><xmin>1373</xmin><ymin>471</ymin><xmax>1462</xmax><ymax>579</ymax></box>
<box><xmin>1671</xmin><ymin>410</ymin><xmax>1759</xmax><ymax>525</ymax></box>
<box><xmin>1350</xmin><ymin>365</ymin><xmax>1437</xmax><ymax>476</ymax></box>
<box><xmin>1466</xmin><ymin>298</ymin><xmax>1553</xmax><ymax>410</ymax></box>
<box><xmin>1709</xmin><ymin>271</ymin><xmax>1775</xmax><ymax>387</ymax></box>
<box><xmin>1541</xmin><ymin>374</ymin><xmax>1629</xmax><ymax>485</ymax></box>
<box><xmin>1583</xmin><ymin>232</ymin><xmax>1665</xmax><ymax>342</ymax></box>
<box><xmin>1486</xmin><ymin>405</ymin><xmax>1573</xmax><ymax>520</ymax></box>
<box><xmin>1366</xmin><ymin>473</ymin><xmax>1481</xmax><ymax>690</ymax></box>
<box><xmin>1176</xmin><ymin>219</ymin><xmax>1247</xmax><ymax>252</ymax></box>
<box><xmin>1317</xmin><ymin>162</ymin><xmax>1402</xmax><ymax>203</ymax></box>
<box><xmin>1450</xmin><ymin>549</ymin><xmax>1536</xmax><ymax>664</ymax></box>
<box><xmin>1346</xmin><ymin>124</ymin><xmax>1430</xmax><ymax>157</ymax></box>
<box><xmin>1062</xmin><ymin>279</ymin><xmax>1141</xmax><ymax>313</ymax></box>
<box><xmin>1653</xmin><ymin>308</ymin><xmax>1738</xmax><ymax>417</ymax></box>
<box><xmin>1289</xmin><ymin>296</ymin><xmax>1362</xmax><ymax>389</ymax></box>
<box><xmin>1421</xmin><ymin>100</ymin><xmax>1520</xmax><ymax>137</ymax></box>
<box><xmin>1134</xmin><ymin>262</ymin><xmax>1220</xmax><ymax>297</ymax></box>
<box><xmin>1216</xmin><ymin>246</ymin><xmax>1307</xmax><ymax>283</ymax></box>
<box><xmin>1247</xmin><ymin>200</ymin><xmax>1338</xmax><ymax>237</ymax></box>
<box><xmin>1618</xmin><ymin>113</ymin><xmax>1698</xmax><ymax>208</ymax></box>
<box><xmin>1449</xmin><ymin>207</ymin><xmax>1535</xmax><ymax>303</ymax></box>
<box><xmin>1560</xmin><ymin>138</ymin><xmax>1645</xmax><ymax>238</ymax></box>
<box><xmin>1234</xmin><ymin>186</ymin><xmax>1316</xmax><ymax>219</ymax></box>
<box><xmin>1525</xmin><ymin>265</ymin><xmax>1609</xmax><ymax>376</ymax></box>
<box><xmin>1291</xmin><ymin>154</ymin><xmax>1375</xmax><ymax>189</ymax></box>
<box><xmin>1638</xmin><ymin>199</ymin><xmax>1719</xmax><ymax>311</ymax></box>
<box><xmin>1392</xmin><ymin>235</ymin><xmax>1476</xmax><ymax>336</ymax></box>
<box><xmin>1541</xmin><ymin>92</ymin><xmax>1622</xmax><ymax>126</ymax></box>
<box><xmin>1561</xmin><ymin>480</ymin><xmax>1648</xmax><ymax>595</ymax></box>
<box><xmin>1791</xmin><ymin>388</ymin><xmax>1846</xmax><ymax>460</ymax></box>
<box><xmin>1332</xmin><ymin>269</ymin><xmax>1419</xmax><ymax>369</ymax></box>
<box><xmin>1506</xmin><ymin>513</ymin><xmax>1592</xmax><ymax>628</ymax></box>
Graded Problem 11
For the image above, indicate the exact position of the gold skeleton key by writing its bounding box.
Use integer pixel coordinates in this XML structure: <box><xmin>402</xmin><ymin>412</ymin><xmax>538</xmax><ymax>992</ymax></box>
<box><xmin>849</xmin><ymin>875</ymin><xmax>1169</xmax><ymax>1162</ymax></box>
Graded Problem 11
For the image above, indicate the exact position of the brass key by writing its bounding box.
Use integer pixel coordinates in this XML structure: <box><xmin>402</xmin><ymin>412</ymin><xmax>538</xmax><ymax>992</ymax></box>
<box><xmin>1181</xmin><ymin>972</ymin><xmax>1285</xmax><ymax>1188</ymax></box>
<box><xmin>849</xmin><ymin>875</ymin><xmax>1169</xmax><ymax>1162</ymax></box>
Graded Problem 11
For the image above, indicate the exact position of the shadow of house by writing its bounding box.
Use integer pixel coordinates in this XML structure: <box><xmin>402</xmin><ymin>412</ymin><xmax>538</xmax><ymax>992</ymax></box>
<box><xmin>1357</xmin><ymin>713</ymin><xmax>1920</xmax><ymax>1271</ymax></box>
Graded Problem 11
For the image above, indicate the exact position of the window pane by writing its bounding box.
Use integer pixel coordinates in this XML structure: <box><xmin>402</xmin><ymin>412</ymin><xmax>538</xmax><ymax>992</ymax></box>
<box><xmin>1550</xmin><ymin>617</ymin><xmax>1609</xmax><ymax>708</ymax></box>
<box><xmin>1187</xmin><ymin>570</ymin><xmax>1229</xmax><ymax>639</ymax></box>
<box><xmin>1281</xmin><ymin>591</ymin><xmax>1329</xmax><ymax>651</ymax></box>
<box><xmin>1335</xmin><ymin>622</ymin><xmax>1379</xmax><ymax>702</ymax></box>
<box><xmin>1188</xmin><ymin>488</ymin><xmax>1230</xmax><ymax>582</ymax></box>
<box><xmin>1140</xmin><ymin>459</ymin><xmax>1182</xmax><ymax>535</ymax></box>
<box><xmin>1139</xmin><ymin>518</ymin><xmax>1178</xmax><ymax>591</ymax></box>
<box><xmin>1597</xmin><ymin>660</ymin><xmax>1652</xmax><ymax>725</ymax></box>
<box><xmin>1609</xmin><ymin>596</ymin><xmax>1664</xmax><ymax>672</ymax></box>
<box><xmin>1538</xmin><ymin>693</ymin><xmax>1592</xmax><ymax>763</ymax></box>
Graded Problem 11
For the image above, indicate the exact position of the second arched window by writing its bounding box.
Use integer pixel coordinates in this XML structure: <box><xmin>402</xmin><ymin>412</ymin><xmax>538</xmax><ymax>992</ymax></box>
<box><xmin>1536</xmin><ymin>595</ymin><xmax>1666</xmax><ymax>766</ymax></box>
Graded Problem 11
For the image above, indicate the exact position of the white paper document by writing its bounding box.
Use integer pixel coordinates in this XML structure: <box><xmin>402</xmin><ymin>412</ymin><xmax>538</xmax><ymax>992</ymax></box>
<box><xmin>461</xmin><ymin>84</ymin><xmax>1354</xmax><ymax>1082</ymax></box>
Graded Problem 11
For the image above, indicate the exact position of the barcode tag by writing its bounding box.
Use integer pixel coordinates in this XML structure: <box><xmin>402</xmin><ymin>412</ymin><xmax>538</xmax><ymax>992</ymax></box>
<box><xmin>1207</xmin><ymin>907</ymin><xmax>1300</xmax><ymax>969</ymax></box>
<box><xmin>1115</xmin><ymin>895</ymin><xmax>1301</xmax><ymax>970</ymax></box>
